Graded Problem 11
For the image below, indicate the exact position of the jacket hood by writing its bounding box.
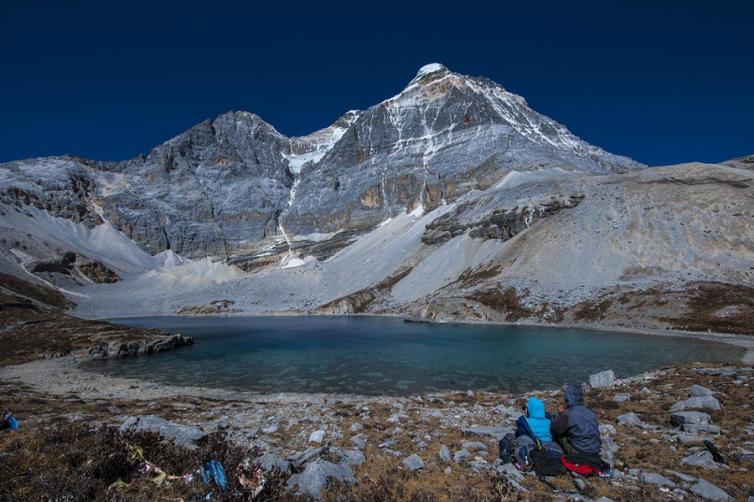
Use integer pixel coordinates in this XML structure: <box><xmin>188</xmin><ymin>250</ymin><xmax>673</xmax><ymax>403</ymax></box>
<box><xmin>527</xmin><ymin>397</ymin><xmax>547</xmax><ymax>419</ymax></box>
<box><xmin>565</xmin><ymin>383</ymin><xmax>585</xmax><ymax>407</ymax></box>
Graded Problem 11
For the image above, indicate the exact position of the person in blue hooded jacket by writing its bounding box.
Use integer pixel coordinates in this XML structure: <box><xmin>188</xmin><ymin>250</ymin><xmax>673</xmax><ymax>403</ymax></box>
<box><xmin>515</xmin><ymin>396</ymin><xmax>553</xmax><ymax>443</ymax></box>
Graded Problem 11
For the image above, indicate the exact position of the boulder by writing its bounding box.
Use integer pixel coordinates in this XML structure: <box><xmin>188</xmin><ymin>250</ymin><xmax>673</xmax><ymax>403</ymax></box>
<box><xmin>689</xmin><ymin>479</ymin><xmax>732</xmax><ymax>501</ymax></box>
<box><xmin>287</xmin><ymin>460</ymin><xmax>356</xmax><ymax>498</ymax></box>
<box><xmin>402</xmin><ymin>454</ymin><xmax>424</xmax><ymax>471</ymax></box>
<box><xmin>681</xmin><ymin>451</ymin><xmax>723</xmax><ymax>470</ymax></box>
<box><xmin>589</xmin><ymin>370</ymin><xmax>616</xmax><ymax>388</ymax></box>
<box><xmin>439</xmin><ymin>445</ymin><xmax>452</xmax><ymax>462</ymax></box>
<box><xmin>119</xmin><ymin>415</ymin><xmax>206</xmax><ymax>449</ymax></box>
<box><xmin>612</xmin><ymin>393</ymin><xmax>631</xmax><ymax>402</ymax></box>
<box><xmin>670</xmin><ymin>396</ymin><xmax>721</xmax><ymax>412</ymax></box>
<box><xmin>349</xmin><ymin>422</ymin><xmax>363</xmax><ymax>432</ymax></box>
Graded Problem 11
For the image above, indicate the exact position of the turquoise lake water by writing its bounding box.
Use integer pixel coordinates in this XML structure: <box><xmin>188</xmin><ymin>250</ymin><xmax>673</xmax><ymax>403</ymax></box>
<box><xmin>87</xmin><ymin>316</ymin><xmax>742</xmax><ymax>395</ymax></box>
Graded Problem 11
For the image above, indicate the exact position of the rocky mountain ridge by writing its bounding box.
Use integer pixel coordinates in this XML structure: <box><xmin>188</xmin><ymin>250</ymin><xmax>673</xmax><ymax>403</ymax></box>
<box><xmin>0</xmin><ymin>64</ymin><xmax>641</xmax><ymax>264</ymax></box>
<box><xmin>0</xmin><ymin>65</ymin><xmax>752</xmax><ymax>335</ymax></box>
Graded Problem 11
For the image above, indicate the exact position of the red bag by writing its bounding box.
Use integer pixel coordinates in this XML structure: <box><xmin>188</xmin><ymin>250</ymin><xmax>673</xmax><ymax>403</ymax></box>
<box><xmin>560</xmin><ymin>456</ymin><xmax>601</xmax><ymax>476</ymax></box>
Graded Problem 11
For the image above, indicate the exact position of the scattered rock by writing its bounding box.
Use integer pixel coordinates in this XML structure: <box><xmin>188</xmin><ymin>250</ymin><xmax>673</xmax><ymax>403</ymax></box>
<box><xmin>689</xmin><ymin>478</ymin><xmax>733</xmax><ymax>501</ymax></box>
<box><xmin>287</xmin><ymin>460</ymin><xmax>355</xmax><ymax>498</ymax></box>
<box><xmin>402</xmin><ymin>454</ymin><xmax>424</xmax><ymax>471</ymax></box>
<box><xmin>670</xmin><ymin>396</ymin><xmax>722</xmax><ymax>412</ymax></box>
<box><xmin>612</xmin><ymin>393</ymin><xmax>630</xmax><ymax>402</ymax></box>
<box><xmin>256</xmin><ymin>453</ymin><xmax>291</xmax><ymax>474</ymax></box>
<box><xmin>690</xmin><ymin>384</ymin><xmax>714</xmax><ymax>397</ymax></box>
<box><xmin>288</xmin><ymin>446</ymin><xmax>327</xmax><ymax>466</ymax></box>
<box><xmin>339</xmin><ymin>449</ymin><xmax>365</xmax><ymax>467</ymax></box>
<box><xmin>681</xmin><ymin>450</ymin><xmax>723</xmax><ymax>470</ymax></box>
<box><xmin>351</xmin><ymin>434</ymin><xmax>366</xmax><ymax>450</ymax></box>
<box><xmin>670</xmin><ymin>411</ymin><xmax>711</xmax><ymax>427</ymax></box>
<box><xmin>309</xmin><ymin>429</ymin><xmax>326</xmax><ymax>443</ymax></box>
<box><xmin>461</xmin><ymin>425</ymin><xmax>510</xmax><ymax>440</ymax></box>
<box><xmin>616</xmin><ymin>412</ymin><xmax>643</xmax><ymax>427</ymax></box>
<box><xmin>439</xmin><ymin>445</ymin><xmax>452</xmax><ymax>462</ymax></box>
<box><xmin>119</xmin><ymin>415</ymin><xmax>205</xmax><ymax>449</ymax></box>
<box><xmin>665</xmin><ymin>470</ymin><xmax>696</xmax><ymax>483</ymax></box>
<box><xmin>640</xmin><ymin>471</ymin><xmax>676</xmax><ymax>488</ymax></box>
<box><xmin>349</xmin><ymin>422</ymin><xmax>363</xmax><ymax>432</ymax></box>
<box><xmin>573</xmin><ymin>477</ymin><xmax>587</xmax><ymax>493</ymax></box>
<box><xmin>461</xmin><ymin>440</ymin><xmax>487</xmax><ymax>452</ymax></box>
<box><xmin>496</xmin><ymin>462</ymin><xmax>524</xmax><ymax>482</ymax></box>
<box><xmin>599</xmin><ymin>424</ymin><xmax>617</xmax><ymax>436</ymax></box>
<box><xmin>454</xmin><ymin>449</ymin><xmax>472</xmax><ymax>464</ymax></box>
<box><xmin>589</xmin><ymin>370</ymin><xmax>616</xmax><ymax>388</ymax></box>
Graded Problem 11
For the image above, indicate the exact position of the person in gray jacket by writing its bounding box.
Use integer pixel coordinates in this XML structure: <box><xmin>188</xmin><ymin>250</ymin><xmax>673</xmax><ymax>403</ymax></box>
<box><xmin>551</xmin><ymin>383</ymin><xmax>601</xmax><ymax>457</ymax></box>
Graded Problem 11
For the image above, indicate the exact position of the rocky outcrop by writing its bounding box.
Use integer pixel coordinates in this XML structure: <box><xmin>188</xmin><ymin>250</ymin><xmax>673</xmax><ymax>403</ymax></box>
<box><xmin>88</xmin><ymin>334</ymin><xmax>193</xmax><ymax>360</ymax></box>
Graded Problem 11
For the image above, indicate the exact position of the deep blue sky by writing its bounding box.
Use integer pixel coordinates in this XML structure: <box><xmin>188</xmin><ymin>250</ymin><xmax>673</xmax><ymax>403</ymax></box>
<box><xmin>1</xmin><ymin>1</ymin><xmax>752</xmax><ymax>165</ymax></box>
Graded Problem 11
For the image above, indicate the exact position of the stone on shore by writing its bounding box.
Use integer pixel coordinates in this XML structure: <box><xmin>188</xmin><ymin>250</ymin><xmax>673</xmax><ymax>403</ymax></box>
<box><xmin>402</xmin><ymin>454</ymin><xmax>424</xmax><ymax>471</ymax></box>
<box><xmin>119</xmin><ymin>415</ymin><xmax>206</xmax><ymax>449</ymax></box>
<box><xmin>589</xmin><ymin>370</ymin><xmax>616</xmax><ymax>388</ymax></box>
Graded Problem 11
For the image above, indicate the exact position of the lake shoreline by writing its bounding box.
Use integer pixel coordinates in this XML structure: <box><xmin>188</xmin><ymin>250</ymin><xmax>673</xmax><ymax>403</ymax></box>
<box><xmin>100</xmin><ymin>310</ymin><xmax>754</xmax><ymax>362</ymax></box>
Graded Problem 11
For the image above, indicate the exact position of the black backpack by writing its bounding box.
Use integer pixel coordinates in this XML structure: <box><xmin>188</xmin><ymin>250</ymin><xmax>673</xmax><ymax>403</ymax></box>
<box><xmin>531</xmin><ymin>449</ymin><xmax>566</xmax><ymax>477</ymax></box>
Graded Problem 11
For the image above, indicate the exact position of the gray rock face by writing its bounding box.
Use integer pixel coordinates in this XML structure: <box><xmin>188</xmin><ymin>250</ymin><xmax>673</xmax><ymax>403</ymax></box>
<box><xmin>286</xmin><ymin>459</ymin><xmax>356</xmax><ymax>499</ymax></box>
<box><xmin>402</xmin><ymin>454</ymin><xmax>425</xmax><ymax>471</ymax></box>
<box><xmin>119</xmin><ymin>415</ymin><xmax>206</xmax><ymax>448</ymax></box>
<box><xmin>589</xmin><ymin>370</ymin><xmax>616</xmax><ymax>388</ymax></box>
<box><xmin>689</xmin><ymin>478</ymin><xmax>733</xmax><ymax>501</ymax></box>
<box><xmin>0</xmin><ymin>64</ymin><xmax>642</xmax><ymax>263</ymax></box>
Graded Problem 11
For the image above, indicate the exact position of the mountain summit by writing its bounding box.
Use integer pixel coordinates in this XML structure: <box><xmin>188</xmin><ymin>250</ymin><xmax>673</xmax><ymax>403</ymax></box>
<box><xmin>0</xmin><ymin>65</ymin><xmax>643</xmax><ymax>261</ymax></box>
